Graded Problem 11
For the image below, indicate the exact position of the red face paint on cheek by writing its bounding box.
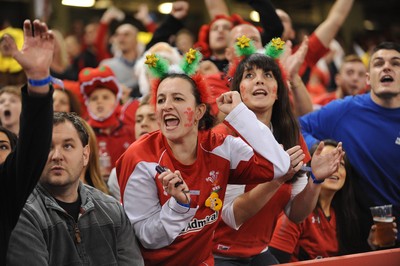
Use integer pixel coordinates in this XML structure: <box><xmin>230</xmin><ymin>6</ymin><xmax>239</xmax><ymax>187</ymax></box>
<box><xmin>184</xmin><ymin>107</ymin><xmax>194</xmax><ymax>127</ymax></box>
<box><xmin>271</xmin><ymin>86</ymin><xmax>278</xmax><ymax>99</ymax></box>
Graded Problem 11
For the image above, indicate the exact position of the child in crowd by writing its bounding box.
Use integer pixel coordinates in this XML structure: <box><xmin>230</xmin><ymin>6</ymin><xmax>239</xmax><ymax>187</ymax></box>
<box><xmin>79</xmin><ymin>65</ymin><xmax>135</xmax><ymax>178</ymax></box>
<box><xmin>0</xmin><ymin>86</ymin><xmax>21</xmax><ymax>135</ymax></box>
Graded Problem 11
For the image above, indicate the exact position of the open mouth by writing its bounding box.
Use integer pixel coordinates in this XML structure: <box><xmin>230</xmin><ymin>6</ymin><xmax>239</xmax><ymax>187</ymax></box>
<box><xmin>327</xmin><ymin>176</ymin><xmax>339</xmax><ymax>181</ymax></box>
<box><xmin>96</xmin><ymin>106</ymin><xmax>105</xmax><ymax>113</ymax></box>
<box><xmin>253</xmin><ymin>89</ymin><xmax>268</xmax><ymax>97</ymax></box>
<box><xmin>380</xmin><ymin>75</ymin><xmax>394</xmax><ymax>83</ymax></box>
<box><xmin>4</xmin><ymin>110</ymin><xmax>11</xmax><ymax>118</ymax></box>
<box><xmin>164</xmin><ymin>115</ymin><xmax>180</xmax><ymax>129</ymax></box>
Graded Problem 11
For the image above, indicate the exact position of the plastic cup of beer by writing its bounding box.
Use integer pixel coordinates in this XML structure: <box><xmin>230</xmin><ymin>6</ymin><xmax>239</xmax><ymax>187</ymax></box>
<box><xmin>370</xmin><ymin>204</ymin><xmax>395</xmax><ymax>247</ymax></box>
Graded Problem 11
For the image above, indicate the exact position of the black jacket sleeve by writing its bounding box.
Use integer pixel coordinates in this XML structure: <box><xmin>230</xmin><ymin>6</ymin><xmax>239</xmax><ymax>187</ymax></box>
<box><xmin>145</xmin><ymin>15</ymin><xmax>185</xmax><ymax>50</ymax></box>
<box><xmin>248</xmin><ymin>0</ymin><xmax>284</xmax><ymax>45</ymax></box>
<box><xmin>3</xmin><ymin>85</ymin><xmax>53</xmax><ymax>228</ymax></box>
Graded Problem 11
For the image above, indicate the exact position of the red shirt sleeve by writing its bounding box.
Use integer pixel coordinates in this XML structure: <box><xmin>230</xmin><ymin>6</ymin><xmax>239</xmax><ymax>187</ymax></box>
<box><xmin>270</xmin><ymin>212</ymin><xmax>302</xmax><ymax>256</ymax></box>
<box><xmin>297</xmin><ymin>32</ymin><xmax>330</xmax><ymax>76</ymax></box>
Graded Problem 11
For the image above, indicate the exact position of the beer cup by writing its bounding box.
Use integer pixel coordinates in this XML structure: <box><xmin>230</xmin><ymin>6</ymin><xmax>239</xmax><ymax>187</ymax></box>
<box><xmin>370</xmin><ymin>205</ymin><xmax>395</xmax><ymax>247</ymax></box>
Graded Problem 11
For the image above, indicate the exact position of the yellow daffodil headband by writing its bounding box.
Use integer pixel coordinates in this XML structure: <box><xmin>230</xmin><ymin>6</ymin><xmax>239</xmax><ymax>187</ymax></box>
<box><xmin>227</xmin><ymin>35</ymin><xmax>286</xmax><ymax>82</ymax></box>
<box><xmin>145</xmin><ymin>48</ymin><xmax>210</xmax><ymax>105</ymax></box>
<box><xmin>235</xmin><ymin>35</ymin><xmax>285</xmax><ymax>58</ymax></box>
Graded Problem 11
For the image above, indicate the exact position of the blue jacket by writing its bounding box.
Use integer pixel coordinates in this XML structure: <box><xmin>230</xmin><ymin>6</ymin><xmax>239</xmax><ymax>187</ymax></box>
<box><xmin>7</xmin><ymin>183</ymin><xmax>144</xmax><ymax>266</ymax></box>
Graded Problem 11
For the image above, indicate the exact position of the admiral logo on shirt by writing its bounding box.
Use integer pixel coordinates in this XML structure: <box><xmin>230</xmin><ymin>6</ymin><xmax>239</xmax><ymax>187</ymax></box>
<box><xmin>180</xmin><ymin>211</ymin><xmax>219</xmax><ymax>234</ymax></box>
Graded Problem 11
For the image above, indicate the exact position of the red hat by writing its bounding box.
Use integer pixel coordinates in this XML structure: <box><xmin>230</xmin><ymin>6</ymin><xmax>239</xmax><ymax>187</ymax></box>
<box><xmin>79</xmin><ymin>65</ymin><xmax>122</xmax><ymax>101</ymax></box>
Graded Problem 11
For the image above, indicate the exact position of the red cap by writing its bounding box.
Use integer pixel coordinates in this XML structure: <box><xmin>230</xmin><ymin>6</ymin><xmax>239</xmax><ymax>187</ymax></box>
<box><xmin>79</xmin><ymin>65</ymin><xmax>122</xmax><ymax>101</ymax></box>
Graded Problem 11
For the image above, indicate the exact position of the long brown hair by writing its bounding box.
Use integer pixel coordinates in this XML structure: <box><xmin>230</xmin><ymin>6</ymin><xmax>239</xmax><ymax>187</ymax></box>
<box><xmin>78</xmin><ymin>117</ymin><xmax>109</xmax><ymax>194</ymax></box>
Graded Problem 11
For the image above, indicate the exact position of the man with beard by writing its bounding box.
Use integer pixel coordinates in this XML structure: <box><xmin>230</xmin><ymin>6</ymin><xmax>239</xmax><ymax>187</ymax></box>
<box><xmin>300</xmin><ymin>42</ymin><xmax>400</xmax><ymax>250</ymax></box>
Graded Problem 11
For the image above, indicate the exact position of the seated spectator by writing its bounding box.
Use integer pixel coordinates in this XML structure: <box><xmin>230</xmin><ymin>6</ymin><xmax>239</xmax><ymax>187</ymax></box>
<box><xmin>269</xmin><ymin>139</ymin><xmax>367</xmax><ymax>262</ymax></box>
<box><xmin>7</xmin><ymin>112</ymin><xmax>144</xmax><ymax>265</ymax></box>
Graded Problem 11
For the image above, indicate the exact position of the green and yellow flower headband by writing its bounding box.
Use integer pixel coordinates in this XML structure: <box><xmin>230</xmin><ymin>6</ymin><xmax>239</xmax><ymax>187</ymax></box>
<box><xmin>145</xmin><ymin>48</ymin><xmax>210</xmax><ymax>105</ymax></box>
<box><xmin>227</xmin><ymin>35</ymin><xmax>286</xmax><ymax>81</ymax></box>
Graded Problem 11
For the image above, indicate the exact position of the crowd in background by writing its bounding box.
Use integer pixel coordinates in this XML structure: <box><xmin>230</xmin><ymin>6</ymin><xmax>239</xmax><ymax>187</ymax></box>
<box><xmin>0</xmin><ymin>0</ymin><xmax>399</xmax><ymax>265</ymax></box>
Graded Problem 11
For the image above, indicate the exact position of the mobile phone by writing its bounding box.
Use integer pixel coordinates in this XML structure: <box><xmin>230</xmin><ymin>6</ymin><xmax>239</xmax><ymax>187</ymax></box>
<box><xmin>155</xmin><ymin>165</ymin><xmax>183</xmax><ymax>188</ymax></box>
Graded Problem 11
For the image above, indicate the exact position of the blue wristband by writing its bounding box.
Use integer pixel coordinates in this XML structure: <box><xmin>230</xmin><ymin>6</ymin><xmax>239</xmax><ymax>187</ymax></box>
<box><xmin>310</xmin><ymin>171</ymin><xmax>324</xmax><ymax>184</ymax></box>
<box><xmin>28</xmin><ymin>76</ymin><xmax>52</xmax><ymax>86</ymax></box>
<box><xmin>176</xmin><ymin>201</ymin><xmax>190</xmax><ymax>208</ymax></box>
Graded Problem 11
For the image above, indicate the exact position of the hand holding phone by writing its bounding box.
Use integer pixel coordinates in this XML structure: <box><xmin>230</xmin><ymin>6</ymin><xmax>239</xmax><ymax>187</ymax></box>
<box><xmin>156</xmin><ymin>165</ymin><xmax>184</xmax><ymax>188</ymax></box>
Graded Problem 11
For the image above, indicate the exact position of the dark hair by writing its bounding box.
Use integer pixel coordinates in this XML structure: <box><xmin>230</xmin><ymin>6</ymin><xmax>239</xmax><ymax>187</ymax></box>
<box><xmin>159</xmin><ymin>73</ymin><xmax>215</xmax><ymax>130</ymax></box>
<box><xmin>371</xmin><ymin>42</ymin><xmax>400</xmax><ymax>56</ymax></box>
<box><xmin>310</xmin><ymin>139</ymin><xmax>364</xmax><ymax>255</ymax></box>
<box><xmin>0</xmin><ymin>126</ymin><xmax>17</xmax><ymax>150</ymax></box>
<box><xmin>231</xmin><ymin>53</ymin><xmax>299</xmax><ymax>150</ymax></box>
<box><xmin>53</xmin><ymin>112</ymin><xmax>89</xmax><ymax>146</ymax></box>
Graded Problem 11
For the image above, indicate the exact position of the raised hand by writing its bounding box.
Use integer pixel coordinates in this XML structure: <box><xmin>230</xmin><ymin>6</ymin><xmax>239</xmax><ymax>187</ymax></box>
<box><xmin>311</xmin><ymin>141</ymin><xmax>344</xmax><ymax>182</ymax></box>
<box><xmin>280</xmin><ymin>36</ymin><xmax>309</xmax><ymax>81</ymax></box>
<box><xmin>216</xmin><ymin>91</ymin><xmax>242</xmax><ymax>115</ymax></box>
<box><xmin>171</xmin><ymin>1</ymin><xmax>189</xmax><ymax>20</ymax></box>
<box><xmin>3</xmin><ymin>19</ymin><xmax>54</xmax><ymax>81</ymax></box>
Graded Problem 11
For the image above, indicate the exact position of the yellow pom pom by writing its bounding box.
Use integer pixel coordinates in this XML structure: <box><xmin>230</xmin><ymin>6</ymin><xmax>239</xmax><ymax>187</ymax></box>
<box><xmin>185</xmin><ymin>48</ymin><xmax>197</xmax><ymax>64</ymax></box>
<box><xmin>144</xmin><ymin>54</ymin><xmax>159</xmax><ymax>67</ymax></box>
<box><xmin>271</xmin><ymin>37</ymin><xmax>285</xmax><ymax>50</ymax></box>
<box><xmin>236</xmin><ymin>35</ymin><xmax>251</xmax><ymax>49</ymax></box>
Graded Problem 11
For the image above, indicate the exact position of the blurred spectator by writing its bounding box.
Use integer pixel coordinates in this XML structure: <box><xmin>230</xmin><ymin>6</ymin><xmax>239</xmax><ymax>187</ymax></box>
<box><xmin>53</xmin><ymin>87</ymin><xmax>82</xmax><ymax>115</ymax></box>
<box><xmin>79</xmin><ymin>65</ymin><xmax>135</xmax><ymax>174</ymax></box>
<box><xmin>0</xmin><ymin>86</ymin><xmax>21</xmax><ymax>135</ymax></box>
<box><xmin>0</xmin><ymin>26</ymin><xmax>26</xmax><ymax>87</ymax></box>
<box><xmin>313</xmin><ymin>54</ymin><xmax>367</xmax><ymax>108</ymax></box>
